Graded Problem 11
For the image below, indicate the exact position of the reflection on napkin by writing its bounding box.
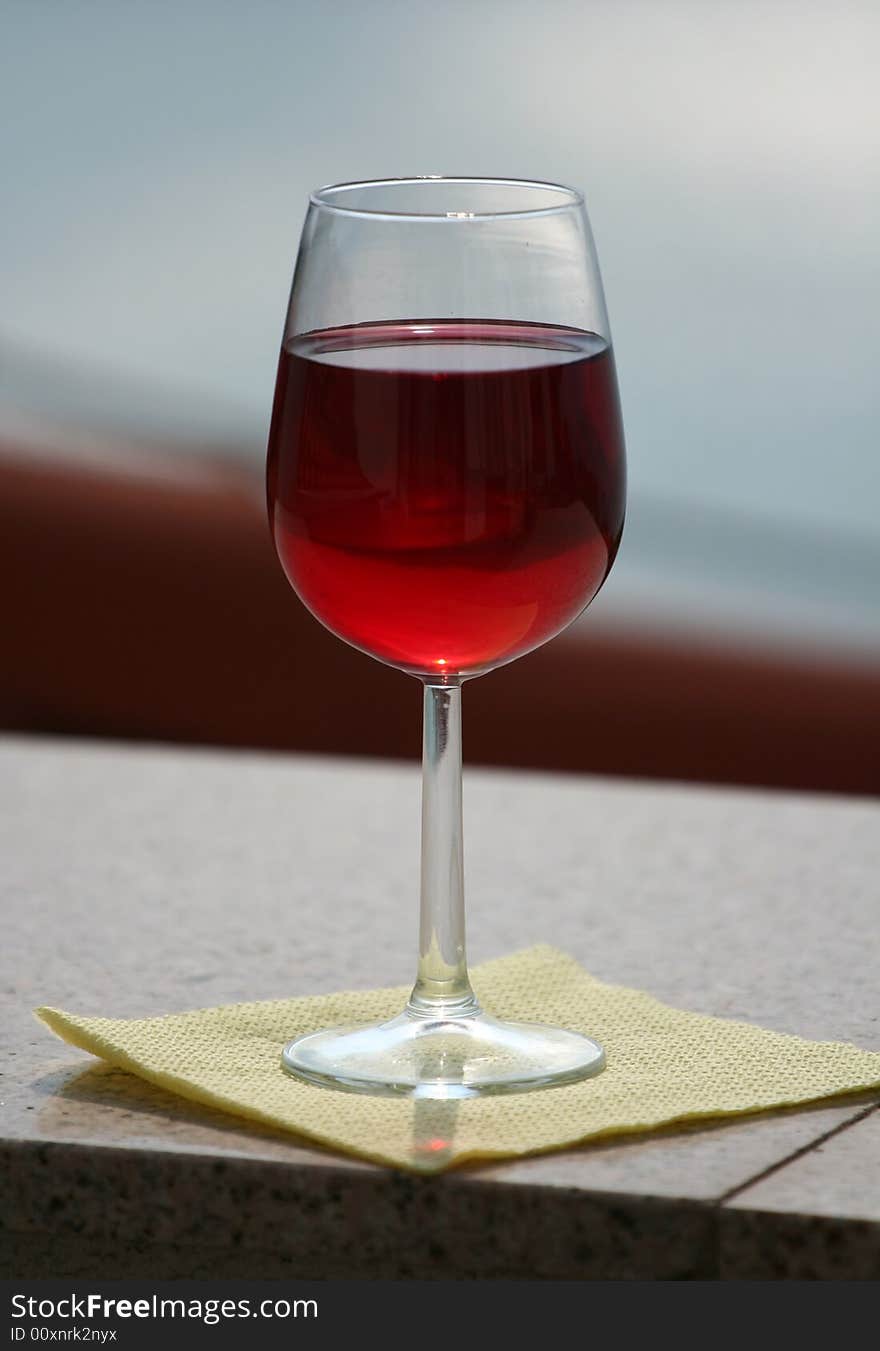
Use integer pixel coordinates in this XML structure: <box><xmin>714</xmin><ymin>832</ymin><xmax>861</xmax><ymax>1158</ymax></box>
<box><xmin>35</xmin><ymin>946</ymin><xmax>880</xmax><ymax>1174</ymax></box>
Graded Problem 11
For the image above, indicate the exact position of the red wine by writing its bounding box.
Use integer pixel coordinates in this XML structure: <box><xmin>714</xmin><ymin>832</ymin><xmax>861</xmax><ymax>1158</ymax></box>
<box><xmin>267</xmin><ymin>320</ymin><xmax>625</xmax><ymax>677</ymax></box>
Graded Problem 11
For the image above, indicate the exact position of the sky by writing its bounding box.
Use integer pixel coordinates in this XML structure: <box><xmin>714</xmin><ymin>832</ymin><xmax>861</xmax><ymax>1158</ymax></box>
<box><xmin>1</xmin><ymin>0</ymin><xmax>878</xmax><ymax>646</ymax></box>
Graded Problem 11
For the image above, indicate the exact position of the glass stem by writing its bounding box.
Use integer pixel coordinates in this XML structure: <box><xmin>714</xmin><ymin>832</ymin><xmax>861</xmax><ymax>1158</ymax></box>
<box><xmin>407</xmin><ymin>681</ymin><xmax>480</xmax><ymax>1020</ymax></box>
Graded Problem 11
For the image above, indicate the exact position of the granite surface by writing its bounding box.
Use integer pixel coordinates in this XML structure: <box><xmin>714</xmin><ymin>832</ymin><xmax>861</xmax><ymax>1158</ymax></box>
<box><xmin>722</xmin><ymin>1104</ymin><xmax>880</xmax><ymax>1278</ymax></box>
<box><xmin>1</xmin><ymin>734</ymin><xmax>878</xmax><ymax>1279</ymax></box>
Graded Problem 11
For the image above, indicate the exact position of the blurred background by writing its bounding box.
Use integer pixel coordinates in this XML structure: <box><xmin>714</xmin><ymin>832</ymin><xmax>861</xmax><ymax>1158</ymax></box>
<box><xmin>2</xmin><ymin>0</ymin><xmax>878</xmax><ymax>793</ymax></box>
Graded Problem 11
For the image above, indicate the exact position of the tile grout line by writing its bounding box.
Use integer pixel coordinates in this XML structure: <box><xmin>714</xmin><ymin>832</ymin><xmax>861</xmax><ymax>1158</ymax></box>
<box><xmin>716</xmin><ymin>1100</ymin><xmax>880</xmax><ymax>1207</ymax></box>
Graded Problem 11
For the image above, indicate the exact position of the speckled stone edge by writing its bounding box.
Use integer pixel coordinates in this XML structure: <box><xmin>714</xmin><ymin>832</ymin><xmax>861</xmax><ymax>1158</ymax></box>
<box><xmin>2</xmin><ymin>1140</ymin><xmax>714</xmax><ymax>1280</ymax></box>
<box><xmin>720</xmin><ymin>1209</ymin><xmax>880</xmax><ymax>1280</ymax></box>
<box><xmin>5</xmin><ymin>1140</ymin><xmax>880</xmax><ymax>1279</ymax></box>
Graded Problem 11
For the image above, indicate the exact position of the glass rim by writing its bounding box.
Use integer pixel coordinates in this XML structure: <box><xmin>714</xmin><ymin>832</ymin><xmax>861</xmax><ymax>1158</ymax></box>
<box><xmin>308</xmin><ymin>176</ymin><xmax>586</xmax><ymax>222</ymax></box>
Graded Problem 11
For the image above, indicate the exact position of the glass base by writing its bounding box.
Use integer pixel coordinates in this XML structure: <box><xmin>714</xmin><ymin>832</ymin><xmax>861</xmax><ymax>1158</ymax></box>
<box><xmin>281</xmin><ymin>1006</ymin><xmax>605</xmax><ymax>1098</ymax></box>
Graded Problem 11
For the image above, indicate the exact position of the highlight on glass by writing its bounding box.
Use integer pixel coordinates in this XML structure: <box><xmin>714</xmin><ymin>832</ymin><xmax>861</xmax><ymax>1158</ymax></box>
<box><xmin>267</xmin><ymin>177</ymin><xmax>626</xmax><ymax>1096</ymax></box>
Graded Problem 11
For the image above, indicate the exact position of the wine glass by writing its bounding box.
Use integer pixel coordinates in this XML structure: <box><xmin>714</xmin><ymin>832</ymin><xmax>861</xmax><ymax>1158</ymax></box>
<box><xmin>267</xmin><ymin>177</ymin><xmax>626</xmax><ymax>1097</ymax></box>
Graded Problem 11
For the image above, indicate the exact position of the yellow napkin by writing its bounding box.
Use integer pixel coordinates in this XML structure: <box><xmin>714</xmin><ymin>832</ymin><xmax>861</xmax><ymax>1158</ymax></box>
<box><xmin>36</xmin><ymin>945</ymin><xmax>880</xmax><ymax>1174</ymax></box>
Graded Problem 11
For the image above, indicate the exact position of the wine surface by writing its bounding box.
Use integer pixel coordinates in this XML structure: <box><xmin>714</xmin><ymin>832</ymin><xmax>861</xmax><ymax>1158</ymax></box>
<box><xmin>267</xmin><ymin>320</ymin><xmax>625</xmax><ymax>676</ymax></box>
